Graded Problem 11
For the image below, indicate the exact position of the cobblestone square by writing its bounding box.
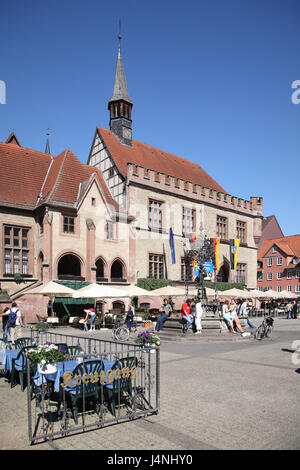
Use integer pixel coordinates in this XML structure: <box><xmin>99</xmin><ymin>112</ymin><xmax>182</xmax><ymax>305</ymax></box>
<box><xmin>0</xmin><ymin>318</ymin><xmax>299</xmax><ymax>451</ymax></box>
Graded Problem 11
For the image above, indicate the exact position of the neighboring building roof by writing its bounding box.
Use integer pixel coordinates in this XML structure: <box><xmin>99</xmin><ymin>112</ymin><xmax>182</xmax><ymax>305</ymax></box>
<box><xmin>0</xmin><ymin>141</ymin><xmax>53</xmax><ymax>209</ymax></box>
<box><xmin>0</xmin><ymin>138</ymin><xmax>118</xmax><ymax>212</ymax></box>
<box><xmin>98</xmin><ymin>127</ymin><xmax>226</xmax><ymax>193</ymax></box>
<box><xmin>258</xmin><ymin>215</ymin><xmax>284</xmax><ymax>251</ymax></box>
<box><xmin>259</xmin><ymin>234</ymin><xmax>300</xmax><ymax>261</ymax></box>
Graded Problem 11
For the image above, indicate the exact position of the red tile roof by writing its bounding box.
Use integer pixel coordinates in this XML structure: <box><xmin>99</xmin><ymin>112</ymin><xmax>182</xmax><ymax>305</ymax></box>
<box><xmin>0</xmin><ymin>141</ymin><xmax>118</xmax><ymax>211</ymax></box>
<box><xmin>0</xmin><ymin>142</ymin><xmax>52</xmax><ymax>209</ymax></box>
<box><xmin>98</xmin><ymin>128</ymin><xmax>226</xmax><ymax>193</ymax></box>
<box><xmin>259</xmin><ymin>235</ymin><xmax>300</xmax><ymax>260</ymax></box>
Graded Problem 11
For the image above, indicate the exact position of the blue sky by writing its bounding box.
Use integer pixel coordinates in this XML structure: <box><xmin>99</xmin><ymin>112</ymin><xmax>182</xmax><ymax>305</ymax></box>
<box><xmin>1</xmin><ymin>0</ymin><xmax>299</xmax><ymax>236</ymax></box>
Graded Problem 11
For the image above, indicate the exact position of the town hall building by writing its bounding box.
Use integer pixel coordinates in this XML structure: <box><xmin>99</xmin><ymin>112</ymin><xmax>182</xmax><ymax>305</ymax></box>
<box><xmin>0</xmin><ymin>36</ymin><xmax>263</xmax><ymax>322</ymax></box>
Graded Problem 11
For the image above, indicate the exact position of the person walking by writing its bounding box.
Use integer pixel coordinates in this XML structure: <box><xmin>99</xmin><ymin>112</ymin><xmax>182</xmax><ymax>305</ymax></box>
<box><xmin>285</xmin><ymin>302</ymin><xmax>293</xmax><ymax>319</ymax></box>
<box><xmin>0</xmin><ymin>303</ymin><xmax>25</xmax><ymax>345</ymax></box>
<box><xmin>125</xmin><ymin>301</ymin><xmax>135</xmax><ymax>332</ymax></box>
<box><xmin>292</xmin><ymin>301</ymin><xmax>298</xmax><ymax>319</ymax></box>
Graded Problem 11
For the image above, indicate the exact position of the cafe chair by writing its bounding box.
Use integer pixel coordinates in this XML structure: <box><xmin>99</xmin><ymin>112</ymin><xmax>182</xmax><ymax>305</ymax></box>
<box><xmin>104</xmin><ymin>356</ymin><xmax>138</xmax><ymax>417</ymax></box>
<box><xmin>66</xmin><ymin>345</ymin><xmax>85</xmax><ymax>356</ymax></box>
<box><xmin>54</xmin><ymin>343</ymin><xmax>69</xmax><ymax>352</ymax></box>
<box><xmin>62</xmin><ymin>359</ymin><xmax>104</xmax><ymax>424</ymax></box>
<box><xmin>14</xmin><ymin>337</ymin><xmax>35</xmax><ymax>349</ymax></box>
<box><xmin>10</xmin><ymin>345</ymin><xmax>37</xmax><ymax>391</ymax></box>
<box><xmin>0</xmin><ymin>339</ymin><xmax>12</xmax><ymax>350</ymax></box>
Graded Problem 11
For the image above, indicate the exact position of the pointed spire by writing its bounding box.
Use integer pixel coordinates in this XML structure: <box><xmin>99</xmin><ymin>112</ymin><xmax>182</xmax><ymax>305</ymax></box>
<box><xmin>109</xmin><ymin>35</ymin><xmax>132</xmax><ymax>105</ymax></box>
<box><xmin>45</xmin><ymin>129</ymin><xmax>51</xmax><ymax>154</ymax></box>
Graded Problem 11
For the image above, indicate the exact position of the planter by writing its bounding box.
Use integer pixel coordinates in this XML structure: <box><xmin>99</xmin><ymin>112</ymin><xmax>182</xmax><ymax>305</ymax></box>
<box><xmin>142</xmin><ymin>344</ymin><xmax>156</xmax><ymax>354</ymax></box>
<box><xmin>37</xmin><ymin>362</ymin><xmax>58</xmax><ymax>375</ymax></box>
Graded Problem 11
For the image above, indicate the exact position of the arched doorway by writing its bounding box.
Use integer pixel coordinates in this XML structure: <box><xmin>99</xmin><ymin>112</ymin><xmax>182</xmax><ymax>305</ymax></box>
<box><xmin>96</xmin><ymin>257</ymin><xmax>107</xmax><ymax>282</ymax></box>
<box><xmin>217</xmin><ymin>261</ymin><xmax>229</xmax><ymax>283</ymax></box>
<box><xmin>111</xmin><ymin>259</ymin><xmax>126</xmax><ymax>281</ymax></box>
<box><xmin>57</xmin><ymin>254</ymin><xmax>83</xmax><ymax>280</ymax></box>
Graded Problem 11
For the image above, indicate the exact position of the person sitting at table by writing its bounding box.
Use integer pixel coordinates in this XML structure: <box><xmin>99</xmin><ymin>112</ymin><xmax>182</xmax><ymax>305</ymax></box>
<box><xmin>83</xmin><ymin>308</ymin><xmax>96</xmax><ymax>332</ymax></box>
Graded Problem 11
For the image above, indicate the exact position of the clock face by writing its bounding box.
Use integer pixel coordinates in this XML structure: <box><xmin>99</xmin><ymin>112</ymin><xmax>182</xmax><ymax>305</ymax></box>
<box><xmin>122</xmin><ymin>126</ymin><xmax>132</xmax><ymax>139</ymax></box>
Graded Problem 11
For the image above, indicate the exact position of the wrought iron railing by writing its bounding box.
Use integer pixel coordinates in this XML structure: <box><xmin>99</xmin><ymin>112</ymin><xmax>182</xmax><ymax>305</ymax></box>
<box><xmin>27</xmin><ymin>330</ymin><xmax>160</xmax><ymax>445</ymax></box>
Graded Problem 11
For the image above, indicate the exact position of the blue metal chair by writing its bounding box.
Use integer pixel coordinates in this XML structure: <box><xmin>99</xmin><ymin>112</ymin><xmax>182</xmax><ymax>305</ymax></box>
<box><xmin>14</xmin><ymin>337</ymin><xmax>36</xmax><ymax>349</ymax></box>
<box><xmin>62</xmin><ymin>359</ymin><xmax>104</xmax><ymax>424</ymax></box>
<box><xmin>11</xmin><ymin>345</ymin><xmax>37</xmax><ymax>391</ymax></box>
<box><xmin>104</xmin><ymin>356</ymin><xmax>138</xmax><ymax>416</ymax></box>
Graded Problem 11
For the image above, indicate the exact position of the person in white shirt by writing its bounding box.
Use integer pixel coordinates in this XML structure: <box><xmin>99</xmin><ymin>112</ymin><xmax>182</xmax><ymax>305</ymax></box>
<box><xmin>0</xmin><ymin>302</ymin><xmax>24</xmax><ymax>344</ymax></box>
<box><xmin>194</xmin><ymin>299</ymin><xmax>203</xmax><ymax>334</ymax></box>
<box><xmin>83</xmin><ymin>308</ymin><xmax>97</xmax><ymax>331</ymax></box>
<box><xmin>239</xmin><ymin>299</ymin><xmax>255</xmax><ymax>329</ymax></box>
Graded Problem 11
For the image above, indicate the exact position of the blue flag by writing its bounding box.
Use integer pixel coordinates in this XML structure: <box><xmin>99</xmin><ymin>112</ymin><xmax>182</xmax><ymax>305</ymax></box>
<box><xmin>169</xmin><ymin>228</ymin><xmax>176</xmax><ymax>264</ymax></box>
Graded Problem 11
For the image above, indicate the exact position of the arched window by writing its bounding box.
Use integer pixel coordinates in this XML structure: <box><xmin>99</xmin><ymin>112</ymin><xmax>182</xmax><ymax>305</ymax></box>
<box><xmin>96</xmin><ymin>257</ymin><xmax>107</xmax><ymax>282</ymax></box>
<box><xmin>57</xmin><ymin>254</ymin><xmax>82</xmax><ymax>279</ymax></box>
<box><xmin>111</xmin><ymin>259</ymin><xmax>125</xmax><ymax>281</ymax></box>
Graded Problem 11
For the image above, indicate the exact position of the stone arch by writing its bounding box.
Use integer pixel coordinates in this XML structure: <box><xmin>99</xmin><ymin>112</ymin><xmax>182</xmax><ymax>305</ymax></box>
<box><xmin>95</xmin><ymin>256</ymin><xmax>108</xmax><ymax>281</ymax></box>
<box><xmin>57</xmin><ymin>252</ymin><xmax>83</xmax><ymax>280</ymax></box>
<box><xmin>110</xmin><ymin>257</ymin><xmax>127</xmax><ymax>281</ymax></box>
<box><xmin>217</xmin><ymin>260</ymin><xmax>230</xmax><ymax>283</ymax></box>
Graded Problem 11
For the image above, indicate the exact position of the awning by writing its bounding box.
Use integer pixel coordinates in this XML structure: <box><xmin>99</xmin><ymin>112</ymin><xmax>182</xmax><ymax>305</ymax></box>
<box><xmin>53</xmin><ymin>280</ymin><xmax>93</xmax><ymax>316</ymax></box>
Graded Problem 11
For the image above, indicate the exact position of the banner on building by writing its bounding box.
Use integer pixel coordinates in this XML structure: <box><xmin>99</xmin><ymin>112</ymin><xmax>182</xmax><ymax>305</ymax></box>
<box><xmin>230</xmin><ymin>238</ymin><xmax>240</xmax><ymax>269</ymax></box>
<box><xmin>203</xmin><ymin>261</ymin><xmax>214</xmax><ymax>278</ymax></box>
<box><xmin>169</xmin><ymin>228</ymin><xmax>176</xmax><ymax>264</ymax></box>
<box><xmin>212</xmin><ymin>237</ymin><xmax>220</xmax><ymax>271</ymax></box>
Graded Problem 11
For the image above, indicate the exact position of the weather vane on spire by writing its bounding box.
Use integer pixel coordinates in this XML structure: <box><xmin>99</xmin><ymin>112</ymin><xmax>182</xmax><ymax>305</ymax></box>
<box><xmin>45</xmin><ymin>128</ymin><xmax>51</xmax><ymax>154</ymax></box>
<box><xmin>118</xmin><ymin>18</ymin><xmax>122</xmax><ymax>40</ymax></box>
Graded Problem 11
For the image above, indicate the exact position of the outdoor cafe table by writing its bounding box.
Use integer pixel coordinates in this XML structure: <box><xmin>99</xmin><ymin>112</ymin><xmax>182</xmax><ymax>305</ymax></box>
<box><xmin>1</xmin><ymin>349</ymin><xmax>22</xmax><ymax>371</ymax></box>
<box><xmin>32</xmin><ymin>358</ymin><xmax>116</xmax><ymax>391</ymax></box>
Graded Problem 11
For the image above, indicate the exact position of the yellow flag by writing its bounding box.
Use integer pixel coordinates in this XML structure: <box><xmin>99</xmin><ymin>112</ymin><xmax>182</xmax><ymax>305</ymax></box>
<box><xmin>234</xmin><ymin>239</ymin><xmax>240</xmax><ymax>270</ymax></box>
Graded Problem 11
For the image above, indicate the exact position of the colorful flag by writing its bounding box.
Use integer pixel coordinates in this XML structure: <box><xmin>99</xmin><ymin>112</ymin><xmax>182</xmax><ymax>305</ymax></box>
<box><xmin>230</xmin><ymin>239</ymin><xmax>240</xmax><ymax>269</ymax></box>
<box><xmin>213</xmin><ymin>238</ymin><xmax>220</xmax><ymax>271</ymax></box>
<box><xmin>191</xmin><ymin>232</ymin><xmax>200</xmax><ymax>243</ymax></box>
<box><xmin>203</xmin><ymin>261</ymin><xmax>214</xmax><ymax>278</ymax></box>
<box><xmin>169</xmin><ymin>228</ymin><xmax>176</xmax><ymax>264</ymax></box>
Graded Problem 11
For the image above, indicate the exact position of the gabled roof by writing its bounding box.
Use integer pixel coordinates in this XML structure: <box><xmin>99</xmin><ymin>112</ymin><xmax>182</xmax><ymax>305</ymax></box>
<box><xmin>97</xmin><ymin>128</ymin><xmax>226</xmax><ymax>193</ymax></box>
<box><xmin>0</xmin><ymin>141</ymin><xmax>53</xmax><ymax>209</ymax></box>
<box><xmin>5</xmin><ymin>132</ymin><xmax>21</xmax><ymax>146</ymax></box>
<box><xmin>0</xmin><ymin>139</ymin><xmax>118</xmax><ymax>212</ymax></box>
<box><xmin>259</xmin><ymin>235</ymin><xmax>300</xmax><ymax>261</ymax></box>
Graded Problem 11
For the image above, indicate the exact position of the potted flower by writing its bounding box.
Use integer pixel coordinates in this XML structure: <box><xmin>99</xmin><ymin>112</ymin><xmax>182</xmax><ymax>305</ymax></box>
<box><xmin>135</xmin><ymin>330</ymin><xmax>161</xmax><ymax>351</ymax></box>
<box><xmin>143</xmin><ymin>312</ymin><xmax>151</xmax><ymax>328</ymax></box>
<box><xmin>27</xmin><ymin>342</ymin><xmax>67</xmax><ymax>375</ymax></box>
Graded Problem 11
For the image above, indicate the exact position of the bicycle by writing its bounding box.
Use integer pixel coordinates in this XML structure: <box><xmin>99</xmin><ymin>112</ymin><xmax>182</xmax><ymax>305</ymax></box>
<box><xmin>254</xmin><ymin>316</ymin><xmax>274</xmax><ymax>340</ymax></box>
<box><xmin>111</xmin><ymin>321</ymin><xmax>147</xmax><ymax>342</ymax></box>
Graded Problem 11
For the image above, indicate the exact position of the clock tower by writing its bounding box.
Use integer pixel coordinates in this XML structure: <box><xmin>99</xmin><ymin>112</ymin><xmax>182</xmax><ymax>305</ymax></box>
<box><xmin>108</xmin><ymin>35</ymin><xmax>133</xmax><ymax>146</ymax></box>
